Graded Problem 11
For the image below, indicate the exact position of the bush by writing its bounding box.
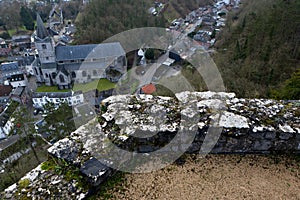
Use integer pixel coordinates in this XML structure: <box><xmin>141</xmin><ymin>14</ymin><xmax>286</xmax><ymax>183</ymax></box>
<box><xmin>18</xmin><ymin>178</ymin><xmax>30</xmax><ymax>189</ymax></box>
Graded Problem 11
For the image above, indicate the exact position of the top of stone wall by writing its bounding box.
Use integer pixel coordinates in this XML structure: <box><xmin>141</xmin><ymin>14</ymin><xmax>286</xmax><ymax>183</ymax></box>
<box><xmin>2</xmin><ymin>92</ymin><xmax>300</xmax><ymax>199</ymax></box>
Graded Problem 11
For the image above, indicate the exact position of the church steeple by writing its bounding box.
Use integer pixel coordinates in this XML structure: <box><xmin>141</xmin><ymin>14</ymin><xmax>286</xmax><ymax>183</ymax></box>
<box><xmin>36</xmin><ymin>13</ymin><xmax>49</xmax><ymax>40</ymax></box>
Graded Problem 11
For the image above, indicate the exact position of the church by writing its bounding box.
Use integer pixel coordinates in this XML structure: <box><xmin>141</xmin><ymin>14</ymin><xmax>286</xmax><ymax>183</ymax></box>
<box><xmin>33</xmin><ymin>14</ymin><xmax>127</xmax><ymax>90</ymax></box>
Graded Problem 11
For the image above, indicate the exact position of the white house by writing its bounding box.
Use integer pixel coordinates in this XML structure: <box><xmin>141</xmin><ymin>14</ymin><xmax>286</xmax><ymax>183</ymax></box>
<box><xmin>0</xmin><ymin>103</ymin><xmax>16</xmax><ymax>139</ymax></box>
<box><xmin>32</xmin><ymin>91</ymin><xmax>84</xmax><ymax>109</ymax></box>
<box><xmin>0</xmin><ymin>117</ymin><xmax>14</xmax><ymax>139</ymax></box>
<box><xmin>8</xmin><ymin>74</ymin><xmax>27</xmax><ymax>88</ymax></box>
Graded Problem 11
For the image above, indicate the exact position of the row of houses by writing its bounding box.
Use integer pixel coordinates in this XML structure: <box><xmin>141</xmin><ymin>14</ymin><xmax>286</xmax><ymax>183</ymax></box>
<box><xmin>169</xmin><ymin>0</ymin><xmax>241</xmax><ymax>49</ymax></box>
<box><xmin>0</xmin><ymin>101</ymin><xmax>19</xmax><ymax>139</ymax></box>
<box><xmin>32</xmin><ymin>91</ymin><xmax>84</xmax><ymax>109</ymax></box>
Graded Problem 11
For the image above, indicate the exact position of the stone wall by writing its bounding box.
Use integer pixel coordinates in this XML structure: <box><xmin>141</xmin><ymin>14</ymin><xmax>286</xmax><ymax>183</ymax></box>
<box><xmin>2</xmin><ymin>92</ymin><xmax>300</xmax><ymax>199</ymax></box>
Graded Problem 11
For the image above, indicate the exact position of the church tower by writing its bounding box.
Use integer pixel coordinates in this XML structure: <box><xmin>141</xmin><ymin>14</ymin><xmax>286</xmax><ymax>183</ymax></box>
<box><xmin>34</xmin><ymin>13</ymin><xmax>57</xmax><ymax>86</ymax></box>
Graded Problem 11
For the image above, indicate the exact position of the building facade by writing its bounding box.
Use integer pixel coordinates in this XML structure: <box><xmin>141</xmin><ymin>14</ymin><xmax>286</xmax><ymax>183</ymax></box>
<box><xmin>32</xmin><ymin>91</ymin><xmax>84</xmax><ymax>109</ymax></box>
<box><xmin>33</xmin><ymin>14</ymin><xmax>127</xmax><ymax>90</ymax></box>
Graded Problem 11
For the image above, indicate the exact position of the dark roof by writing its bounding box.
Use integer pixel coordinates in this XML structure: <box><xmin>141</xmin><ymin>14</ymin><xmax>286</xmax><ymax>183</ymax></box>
<box><xmin>0</xmin><ymin>113</ymin><xmax>9</xmax><ymax>127</ymax></box>
<box><xmin>41</xmin><ymin>63</ymin><xmax>57</xmax><ymax>69</ymax></box>
<box><xmin>0</xmin><ymin>62</ymin><xmax>19</xmax><ymax>71</ymax></box>
<box><xmin>0</xmin><ymin>85</ymin><xmax>13</xmax><ymax>97</ymax></box>
<box><xmin>47</xmin><ymin>27</ymin><xmax>59</xmax><ymax>36</ymax></box>
<box><xmin>62</xmin><ymin>61</ymin><xmax>109</xmax><ymax>71</ymax></box>
<box><xmin>24</xmin><ymin>55</ymin><xmax>35</xmax><ymax>65</ymax></box>
<box><xmin>36</xmin><ymin>13</ymin><xmax>49</xmax><ymax>40</ymax></box>
<box><xmin>55</xmin><ymin>42</ymin><xmax>125</xmax><ymax>62</ymax></box>
<box><xmin>58</xmin><ymin>66</ymin><xmax>69</xmax><ymax>76</ymax></box>
<box><xmin>59</xmin><ymin>35</ymin><xmax>72</xmax><ymax>43</ymax></box>
<box><xmin>11</xmin><ymin>87</ymin><xmax>24</xmax><ymax>96</ymax></box>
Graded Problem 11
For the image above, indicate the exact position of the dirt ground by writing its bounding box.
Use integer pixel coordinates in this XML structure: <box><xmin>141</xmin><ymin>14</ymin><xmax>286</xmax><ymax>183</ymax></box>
<box><xmin>99</xmin><ymin>155</ymin><xmax>300</xmax><ymax>200</ymax></box>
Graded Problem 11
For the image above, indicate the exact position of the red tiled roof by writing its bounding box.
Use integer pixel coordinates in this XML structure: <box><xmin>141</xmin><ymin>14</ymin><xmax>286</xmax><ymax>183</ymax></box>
<box><xmin>141</xmin><ymin>83</ymin><xmax>156</xmax><ymax>94</ymax></box>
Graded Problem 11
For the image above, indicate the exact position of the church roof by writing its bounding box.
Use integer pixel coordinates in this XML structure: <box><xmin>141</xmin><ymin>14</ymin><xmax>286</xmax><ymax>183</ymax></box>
<box><xmin>55</xmin><ymin>42</ymin><xmax>125</xmax><ymax>62</ymax></box>
<box><xmin>36</xmin><ymin>13</ymin><xmax>49</xmax><ymax>40</ymax></box>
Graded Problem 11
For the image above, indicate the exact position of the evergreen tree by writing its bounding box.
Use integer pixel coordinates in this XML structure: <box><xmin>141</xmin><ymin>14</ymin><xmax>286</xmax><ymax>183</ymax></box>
<box><xmin>20</xmin><ymin>6</ymin><xmax>34</xmax><ymax>30</ymax></box>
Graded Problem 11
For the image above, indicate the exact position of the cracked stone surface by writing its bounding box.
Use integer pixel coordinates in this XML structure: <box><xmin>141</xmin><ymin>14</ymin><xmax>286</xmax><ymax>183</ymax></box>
<box><xmin>2</xmin><ymin>92</ymin><xmax>300</xmax><ymax>199</ymax></box>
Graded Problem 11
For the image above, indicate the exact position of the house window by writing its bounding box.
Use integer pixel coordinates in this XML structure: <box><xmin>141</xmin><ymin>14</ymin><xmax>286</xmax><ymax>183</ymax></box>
<box><xmin>93</xmin><ymin>70</ymin><xmax>97</xmax><ymax>76</ymax></box>
<box><xmin>46</xmin><ymin>57</ymin><xmax>49</xmax><ymax>60</ymax></box>
<box><xmin>59</xmin><ymin>74</ymin><xmax>65</xmax><ymax>83</ymax></box>
<box><xmin>82</xmin><ymin>71</ymin><xmax>87</xmax><ymax>77</ymax></box>
<box><xmin>42</xmin><ymin>44</ymin><xmax>47</xmax><ymax>49</ymax></box>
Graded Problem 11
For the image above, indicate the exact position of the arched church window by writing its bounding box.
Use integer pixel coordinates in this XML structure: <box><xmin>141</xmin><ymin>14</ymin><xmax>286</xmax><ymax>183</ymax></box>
<box><xmin>59</xmin><ymin>74</ymin><xmax>65</xmax><ymax>83</ymax></box>
<box><xmin>52</xmin><ymin>72</ymin><xmax>57</xmax><ymax>79</ymax></box>
<box><xmin>93</xmin><ymin>70</ymin><xmax>97</xmax><ymax>76</ymax></box>
<box><xmin>71</xmin><ymin>71</ymin><xmax>76</xmax><ymax>78</ymax></box>
<box><xmin>39</xmin><ymin>68</ymin><xmax>43</xmax><ymax>75</ymax></box>
<box><xmin>34</xmin><ymin>67</ymin><xmax>38</xmax><ymax>75</ymax></box>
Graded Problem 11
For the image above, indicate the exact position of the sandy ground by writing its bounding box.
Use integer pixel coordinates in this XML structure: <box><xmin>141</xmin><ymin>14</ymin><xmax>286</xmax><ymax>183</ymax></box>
<box><xmin>99</xmin><ymin>155</ymin><xmax>300</xmax><ymax>200</ymax></box>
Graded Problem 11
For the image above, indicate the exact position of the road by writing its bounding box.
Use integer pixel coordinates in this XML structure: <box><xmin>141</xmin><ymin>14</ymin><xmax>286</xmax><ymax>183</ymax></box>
<box><xmin>135</xmin><ymin>53</ymin><xmax>169</xmax><ymax>88</ymax></box>
<box><xmin>0</xmin><ymin>134</ymin><xmax>19</xmax><ymax>151</ymax></box>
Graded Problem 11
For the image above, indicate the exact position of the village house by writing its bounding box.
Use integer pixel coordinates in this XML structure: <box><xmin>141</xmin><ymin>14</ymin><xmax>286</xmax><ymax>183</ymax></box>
<box><xmin>12</xmin><ymin>35</ymin><xmax>32</xmax><ymax>51</ymax></box>
<box><xmin>11</xmin><ymin>87</ymin><xmax>26</xmax><ymax>104</ymax></box>
<box><xmin>32</xmin><ymin>91</ymin><xmax>84</xmax><ymax>109</ymax></box>
<box><xmin>0</xmin><ymin>43</ymin><xmax>11</xmax><ymax>56</ymax></box>
<box><xmin>0</xmin><ymin>101</ymin><xmax>18</xmax><ymax>139</ymax></box>
<box><xmin>0</xmin><ymin>61</ymin><xmax>25</xmax><ymax>85</ymax></box>
<box><xmin>0</xmin><ymin>85</ymin><xmax>13</xmax><ymax>111</ymax></box>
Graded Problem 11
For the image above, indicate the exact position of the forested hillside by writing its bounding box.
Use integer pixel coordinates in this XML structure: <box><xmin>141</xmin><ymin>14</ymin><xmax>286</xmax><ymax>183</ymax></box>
<box><xmin>75</xmin><ymin>0</ymin><xmax>212</xmax><ymax>43</ymax></box>
<box><xmin>75</xmin><ymin>0</ymin><xmax>165</xmax><ymax>44</ymax></box>
<box><xmin>213</xmin><ymin>0</ymin><xmax>300</xmax><ymax>99</ymax></box>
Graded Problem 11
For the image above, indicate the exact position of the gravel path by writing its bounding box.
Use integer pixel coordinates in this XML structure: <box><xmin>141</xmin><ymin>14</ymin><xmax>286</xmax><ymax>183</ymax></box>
<box><xmin>98</xmin><ymin>155</ymin><xmax>300</xmax><ymax>200</ymax></box>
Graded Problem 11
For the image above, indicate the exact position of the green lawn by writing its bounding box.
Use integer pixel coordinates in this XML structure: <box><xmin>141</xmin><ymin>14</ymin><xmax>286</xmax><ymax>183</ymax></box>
<box><xmin>36</xmin><ymin>85</ymin><xmax>71</xmax><ymax>93</ymax></box>
<box><xmin>7</xmin><ymin>26</ymin><xmax>28</xmax><ymax>36</ymax></box>
<box><xmin>36</xmin><ymin>79</ymin><xmax>116</xmax><ymax>93</ymax></box>
<box><xmin>73</xmin><ymin>79</ymin><xmax>116</xmax><ymax>93</ymax></box>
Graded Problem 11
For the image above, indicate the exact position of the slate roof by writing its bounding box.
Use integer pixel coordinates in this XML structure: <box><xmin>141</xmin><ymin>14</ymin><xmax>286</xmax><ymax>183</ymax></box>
<box><xmin>63</xmin><ymin>61</ymin><xmax>109</xmax><ymax>71</ymax></box>
<box><xmin>36</xmin><ymin>13</ymin><xmax>49</xmax><ymax>40</ymax></box>
<box><xmin>0</xmin><ymin>62</ymin><xmax>19</xmax><ymax>71</ymax></box>
<box><xmin>57</xmin><ymin>66</ymin><xmax>69</xmax><ymax>76</ymax></box>
<box><xmin>55</xmin><ymin>42</ymin><xmax>125</xmax><ymax>62</ymax></box>
<box><xmin>0</xmin><ymin>114</ymin><xmax>9</xmax><ymax>127</ymax></box>
<box><xmin>11</xmin><ymin>86</ymin><xmax>24</xmax><ymax>96</ymax></box>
